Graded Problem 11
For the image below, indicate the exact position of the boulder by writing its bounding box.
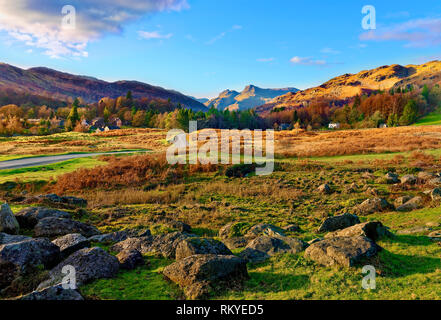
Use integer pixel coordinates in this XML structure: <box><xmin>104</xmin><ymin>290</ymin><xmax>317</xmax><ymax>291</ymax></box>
<box><xmin>38</xmin><ymin>247</ymin><xmax>119</xmax><ymax>289</ymax></box>
<box><xmin>317</xmin><ymin>184</ymin><xmax>331</xmax><ymax>194</ymax></box>
<box><xmin>0</xmin><ymin>204</ymin><xmax>19</xmax><ymax>235</ymax></box>
<box><xmin>430</xmin><ymin>188</ymin><xmax>441</xmax><ymax>202</ymax></box>
<box><xmin>318</xmin><ymin>214</ymin><xmax>360</xmax><ymax>233</ymax></box>
<box><xmin>111</xmin><ymin>232</ymin><xmax>195</xmax><ymax>259</ymax></box>
<box><xmin>245</xmin><ymin>224</ymin><xmax>285</xmax><ymax>239</ymax></box>
<box><xmin>34</xmin><ymin>217</ymin><xmax>100</xmax><ymax>238</ymax></box>
<box><xmin>0</xmin><ymin>233</ymin><xmax>30</xmax><ymax>245</ymax></box>
<box><xmin>19</xmin><ymin>284</ymin><xmax>84</xmax><ymax>300</ymax></box>
<box><xmin>36</xmin><ymin>194</ymin><xmax>87</xmax><ymax>207</ymax></box>
<box><xmin>427</xmin><ymin>231</ymin><xmax>441</xmax><ymax>242</ymax></box>
<box><xmin>0</xmin><ymin>238</ymin><xmax>60</xmax><ymax>288</ymax></box>
<box><xmin>89</xmin><ymin>229</ymin><xmax>151</xmax><ymax>244</ymax></box>
<box><xmin>149</xmin><ymin>232</ymin><xmax>196</xmax><ymax>259</ymax></box>
<box><xmin>222</xmin><ymin>237</ymin><xmax>248</xmax><ymax>250</ymax></box>
<box><xmin>354</xmin><ymin>198</ymin><xmax>392</xmax><ymax>215</ymax></box>
<box><xmin>395</xmin><ymin>196</ymin><xmax>413</xmax><ymax>206</ymax></box>
<box><xmin>117</xmin><ymin>249</ymin><xmax>144</xmax><ymax>270</ymax></box>
<box><xmin>418</xmin><ymin>171</ymin><xmax>435</xmax><ymax>181</ymax></box>
<box><xmin>165</xmin><ymin>220</ymin><xmax>192</xmax><ymax>233</ymax></box>
<box><xmin>344</xmin><ymin>183</ymin><xmax>359</xmax><ymax>194</ymax></box>
<box><xmin>401</xmin><ymin>175</ymin><xmax>417</xmax><ymax>185</ymax></box>
<box><xmin>396</xmin><ymin>196</ymin><xmax>423</xmax><ymax>212</ymax></box>
<box><xmin>283</xmin><ymin>224</ymin><xmax>301</xmax><ymax>232</ymax></box>
<box><xmin>384</xmin><ymin>172</ymin><xmax>399</xmax><ymax>184</ymax></box>
<box><xmin>175</xmin><ymin>238</ymin><xmax>232</xmax><ymax>261</ymax></box>
<box><xmin>163</xmin><ymin>254</ymin><xmax>248</xmax><ymax>299</ymax></box>
<box><xmin>218</xmin><ymin>223</ymin><xmax>234</xmax><ymax>239</ymax></box>
<box><xmin>325</xmin><ymin>222</ymin><xmax>391</xmax><ymax>241</ymax></box>
<box><xmin>239</xmin><ymin>236</ymin><xmax>306</xmax><ymax>263</ymax></box>
<box><xmin>304</xmin><ymin>236</ymin><xmax>379</xmax><ymax>267</ymax></box>
<box><xmin>52</xmin><ymin>234</ymin><xmax>90</xmax><ymax>259</ymax></box>
<box><xmin>428</xmin><ymin>178</ymin><xmax>441</xmax><ymax>186</ymax></box>
<box><xmin>15</xmin><ymin>207</ymin><xmax>71</xmax><ymax>228</ymax></box>
<box><xmin>111</xmin><ymin>237</ymin><xmax>154</xmax><ymax>254</ymax></box>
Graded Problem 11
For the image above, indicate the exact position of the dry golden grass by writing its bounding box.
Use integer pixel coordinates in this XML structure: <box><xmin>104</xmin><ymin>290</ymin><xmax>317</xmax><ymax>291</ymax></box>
<box><xmin>0</xmin><ymin>129</ymin><xmax>167</xmax><ymax>156</ymax></box>
<box><xmin>275</xmin><ymin>126</ymin><xmax>441</xmax><ymax>157</ymax></box>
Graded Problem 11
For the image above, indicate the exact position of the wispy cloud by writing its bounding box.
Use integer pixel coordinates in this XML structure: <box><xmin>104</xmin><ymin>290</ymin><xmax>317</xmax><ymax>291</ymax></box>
<box><xmin>138</xmin><ymin>30</ymin><xmax>173</xmax><ymax>40</ymax></box>
<box><xmin>206</xmin><ymin>25</ymin><xmax>242</xmax><ymax>45</ymax></box>
<box><xmin>290</xmin><ymin>56</ymin><xmax>327</xmax><ymax>66</ymax></box>
<box><xmin>360</xmin><ymin>17</ymin><xmax>441</xmax><ymax>48</ymax></box>
<box><xmin>0</xmin><ymin>0</ymin><xmax>188</xmax><ymax>58</ymax></box>
<box><xmin>321</xmin><ymin>47</ymin><xmax>340</xmax><ymax>55</ymax></box>
<box><xmin>257</xmin><ymin>57</ymin><xmax>275</xmax><ymax>62</ymax></box>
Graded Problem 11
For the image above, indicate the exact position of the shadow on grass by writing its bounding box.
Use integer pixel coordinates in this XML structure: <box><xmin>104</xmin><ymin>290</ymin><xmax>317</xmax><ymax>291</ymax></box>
<box><xmin>385</xmin><ymin>234</ymin><xmax>434</xmax><ymax>246</ymax></box>
<box><xmin>243</xmin><ymin>272</ymin><xmax>310</xmax><ymax>294</ymax></box>
<box><xmin>376</xmin><ymin>250</ymin><xmax>441</xmax><ymax>278</ymax></box>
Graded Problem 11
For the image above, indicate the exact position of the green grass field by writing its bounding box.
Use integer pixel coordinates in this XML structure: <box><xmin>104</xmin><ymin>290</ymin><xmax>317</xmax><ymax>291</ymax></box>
<box><xmin>414</xmin><ymin>108</ymin><xmax>441</xmax><ymax>126</ymax></box>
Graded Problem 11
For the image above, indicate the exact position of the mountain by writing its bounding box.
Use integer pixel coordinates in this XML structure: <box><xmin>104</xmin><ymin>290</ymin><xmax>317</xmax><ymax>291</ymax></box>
<box><xmin>257</xmin><ymin>61</ymin><xmax>441</xmax><ymax>113</ymax></box>
<box><xmin>0</xmin><ymin>63</ymin><xmax>207</xmax><ymax>111</ymax></box>
<box><xmin>189</xmin><ymin>96</ymin><xmax>210</xmax><ymax>104</ymax></box>
<box><xmin>205</xmin><ymin>85</ymin><xmax>299</xmax><ymax>111</ymax></box>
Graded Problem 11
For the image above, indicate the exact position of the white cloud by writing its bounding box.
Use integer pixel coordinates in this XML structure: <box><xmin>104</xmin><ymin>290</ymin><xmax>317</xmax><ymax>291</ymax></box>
<box><xmin>360</xmin><ymin>17</ymin><xmax>441</xmax><ymax>48</ymax></box>
<box><xmin>138</xmin><ymin>30</ymin><xmax>173</xmax><ymax>40</ymax></box>
<box><xmin>290</xmin><ymin>56</ymin><xmax>327</xmax><ymax>66</ymax></box>
<box><xmin>0</xmin><ymin>0</ymin><xmax>188</xmax><ymax>58</ymax></box>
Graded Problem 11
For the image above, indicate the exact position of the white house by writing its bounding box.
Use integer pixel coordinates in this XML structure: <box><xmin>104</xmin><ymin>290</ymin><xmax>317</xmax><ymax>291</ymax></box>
<box><xmin>328</xmin><ymin>123</ymin><xmax>341</xmax><ymax>129</ymax></box>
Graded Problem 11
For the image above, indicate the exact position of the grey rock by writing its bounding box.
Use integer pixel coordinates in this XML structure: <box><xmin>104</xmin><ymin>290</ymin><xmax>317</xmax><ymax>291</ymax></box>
<box><xmin>401</xmin><ymin>175</ymin><xmax>417</xmax><ymax>185</ymax></box>
<box><xmin>354</xmin><ymin>198</ymin><xmax>392</xmax><ymax>216</ymax></box>
<box><xmin>89</xmin><ymin>229</ymin><xmax>151</xmax><ymax>244</ymax></box>
<box><xmin>318</xmin><ymin>214</ymin><xmax>360</xmax><ymax>233</ymax></box>
<box><xmin>396</xmin><ymin>196</ymin><xmax>423</xmax><ymax>212</ymax></box>
<box><xmin>38</xmin><ymin>247</ymin><xmax>119</xmax><ymax>289</ymax></box>
<box><xmin>239</xmin><ymin>236</ymin><xmax>306</xmax><ymax>263</ymax></box>
<box><xmin>117</xmin><ymin>249</ymin><xmax>144</xmax><ymax>270</ymax></box>
<box><xmin>245</xmin><ymin>224</ymin><xmax>285</xmax><ymax>239</ymax></box>
<box><xmin>317</xmin><ymin>184</ymin><xmax>332</xmax><ymax>194</ymax></box>
<box><xmin>175</xmin><ymin>238</ymin><xmax>232</xmax><ymax>260</ymax></box>
<box><xmin>427</xmin><ymin>231</ymin><xmax>441</xmax><ymax>242</ymax></box>
<box><xmin>325</xmin><ymin>221</ymin><xmax>391</xmax><ymax>241</ymax></box>
<box><xmin>52</xmin><ymin>234</ymin><xmax>90</xmax><ymax>259</ymax></box>
<box><xmin>15</xmin><ymin>207</ymin><xmax>71</xmax><ymax>228</ymax></box>
<box><xmin>0</xmin><ymin>233</ymin><xmax>30</xmax><ymax>245</ymax></box>
<box><xmin>222</xmin><ymin>237</ymin><xmax>248</xmax><ymax>250</ymax></box>
<box><xmin>0</xmin><ymin>204</ymin><xmax>19</xmax><ymax>235</ymax></box>
<box><xmin>20</xmin><ymin>284</ymin><xmax>84</xmax><ymax>300</ymax></box>
<box><xmin>385</xmin><ymin>172</ymin><xmax>399</xmax><ymax>184</ymax></box>
<box><xmin>0</xmin><ymin>238</ymin><xmax>60</xmax><ymax>288</ymax></box>
<box><xmin>430</xmin><ymin>188</ymin><xmax>441</xmax><ymax>202</ymax></box>
<box><xmin>163</xmin><ymin>254</ymin><xmax>248</xmax><ymax>299</ymax></box>
<box><xmin>34</xmin><ymin>217</ymin><xmax>100</xmax><ymax>238</ymax></box>
<box><xmin>305</xmin><ymin>236</ymin><xmax>379</xmax><ymax>267</ymax></box>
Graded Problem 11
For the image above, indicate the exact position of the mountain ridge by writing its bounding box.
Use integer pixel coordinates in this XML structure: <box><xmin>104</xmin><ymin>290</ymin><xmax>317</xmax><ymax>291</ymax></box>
<box><xmin>206</xmin><ymin>85</ymin><xmax>299</xmax><ymax>111</ymax></box>
<box><xmin>257</xmin><ymin>60</ymin><xmax>441</xmax><ymax>113</ymax></box>
<box><xmin>0</xmin><ymin>63</ymin><xmax>207</xmax><ymax>111</ymax></box>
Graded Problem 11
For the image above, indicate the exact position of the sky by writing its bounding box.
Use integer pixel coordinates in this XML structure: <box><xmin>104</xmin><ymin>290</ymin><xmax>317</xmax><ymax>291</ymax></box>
<box><xmin>0</xmin><ymin>0</ymin><xmax>441</xmax><ymax>99</ymax></box>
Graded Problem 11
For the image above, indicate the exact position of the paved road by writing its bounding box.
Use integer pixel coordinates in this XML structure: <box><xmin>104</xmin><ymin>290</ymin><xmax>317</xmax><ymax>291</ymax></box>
<box><xmin>0</xmin><ymin>151</ymin><xmax>147</xmax><ymax>170</ymax></box>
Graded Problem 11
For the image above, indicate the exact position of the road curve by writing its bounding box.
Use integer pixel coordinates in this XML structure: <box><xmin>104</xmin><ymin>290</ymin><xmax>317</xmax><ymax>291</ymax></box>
<box><xmin>0</xmin><ymin>151</ymin><xmax>148</xmax><ymax>170</ymax></box>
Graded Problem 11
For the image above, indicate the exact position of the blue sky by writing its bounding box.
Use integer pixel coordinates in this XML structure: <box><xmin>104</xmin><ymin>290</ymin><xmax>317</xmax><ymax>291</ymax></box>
<box><xmin>0</xmin><ymin>0</ymin><xmax>441</xmax><ymax>98</ymax></box>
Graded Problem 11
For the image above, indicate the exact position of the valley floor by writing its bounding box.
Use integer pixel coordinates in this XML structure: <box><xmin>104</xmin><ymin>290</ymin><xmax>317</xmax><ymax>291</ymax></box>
<box><xmin>1</xmin><ymin>126</ymin><xmax>440</xmax><ymax>300</ymax></box>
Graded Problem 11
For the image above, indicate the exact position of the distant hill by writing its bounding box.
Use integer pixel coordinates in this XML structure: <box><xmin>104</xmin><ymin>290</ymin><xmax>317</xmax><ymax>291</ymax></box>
<box><xmin>0</xmin><ymin>63</ymin><xmax>207</xmax><ymax>111</ymax></box>
<box><xmin>205</xmin><ymin>85</ymin><xmax>299</xmax><ymax>111</ymax></box>
<box><xmin>257</xmin><ymin>60</ymin><xmax>441</xmax><ymax>113</ymax></box>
